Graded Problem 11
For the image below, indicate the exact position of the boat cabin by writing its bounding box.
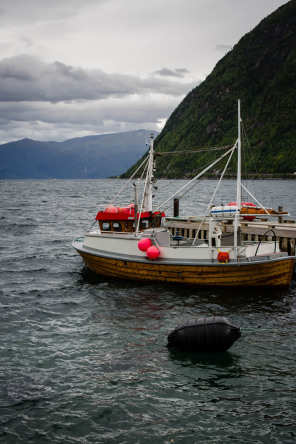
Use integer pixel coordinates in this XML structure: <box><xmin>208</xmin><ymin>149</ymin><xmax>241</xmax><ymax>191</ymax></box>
<box><xmin>95</xmin><ymin>205</ymin><xmax>165</xmax><ymax>233</ymax></box>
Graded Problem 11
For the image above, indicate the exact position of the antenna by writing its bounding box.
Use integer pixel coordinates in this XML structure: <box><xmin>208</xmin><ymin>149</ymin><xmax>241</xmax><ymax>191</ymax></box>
<box><xmin>145</xmin><ymin>110</ymin><xmax>150</xmax><ymax>147</ymax></box>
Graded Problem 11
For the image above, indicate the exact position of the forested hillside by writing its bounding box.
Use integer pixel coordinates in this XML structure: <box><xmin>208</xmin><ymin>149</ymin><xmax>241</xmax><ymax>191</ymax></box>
<box><xmin>124</xmin><ymin>0</ymin><xmax>296</xmax><ymax>178</ymax></box>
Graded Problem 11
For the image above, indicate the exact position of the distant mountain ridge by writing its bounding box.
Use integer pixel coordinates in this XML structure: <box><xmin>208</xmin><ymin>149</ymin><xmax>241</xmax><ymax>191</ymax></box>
<box><xmin>124</xmin><ymin>0</ymin><xmax>296</xmax><ymax>179</ymax></box>
<box><xmin>0</xmin><ymin>130</ymin><xmax>157</xmax><ymax>179</ymax></box>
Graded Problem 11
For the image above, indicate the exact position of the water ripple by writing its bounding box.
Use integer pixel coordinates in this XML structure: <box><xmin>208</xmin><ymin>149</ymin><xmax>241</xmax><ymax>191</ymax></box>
<box><xmin>1</xmin><ymin>180</ymin><xmax>296</xmax><ymax>443</ymax></box>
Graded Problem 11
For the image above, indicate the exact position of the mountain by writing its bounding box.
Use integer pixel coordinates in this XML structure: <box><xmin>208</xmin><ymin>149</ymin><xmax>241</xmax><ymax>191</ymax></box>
<box><xmin>124</xmin><ymin>0</ymin><xmax>296</xmax><ymax>179</ymax></box>
<box><xmin>0</xmin><ymin>130</ymin><xmax>157</xmax><ymax>179</ymax></box>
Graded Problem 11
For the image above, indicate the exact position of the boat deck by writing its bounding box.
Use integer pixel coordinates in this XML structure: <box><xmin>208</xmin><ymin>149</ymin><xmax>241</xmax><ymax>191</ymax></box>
<box><xmin>165</xmin><ymin>217</ymin><xmax>296</xmax><ymax>256</ymax></box>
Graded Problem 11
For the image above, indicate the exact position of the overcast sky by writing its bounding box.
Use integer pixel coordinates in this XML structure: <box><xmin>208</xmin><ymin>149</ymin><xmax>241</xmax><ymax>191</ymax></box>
<box><xmin>0</xmin><ymin>0</ymin><xmax>289</xmax><ymax>144</ymax></box>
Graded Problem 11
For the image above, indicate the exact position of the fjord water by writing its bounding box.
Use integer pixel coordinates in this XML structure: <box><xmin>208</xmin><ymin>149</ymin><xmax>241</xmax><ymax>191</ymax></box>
<box><xmin>1</xmin><ymin>179</ymin><xmax>296</xmax><ymax>444</ymax></box>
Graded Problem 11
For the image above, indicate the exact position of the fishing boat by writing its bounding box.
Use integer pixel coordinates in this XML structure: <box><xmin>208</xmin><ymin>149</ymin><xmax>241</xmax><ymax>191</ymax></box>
<box><xmin>73</xmin><ymin>101</ymin><xmax>295</xmax><ymax>287</ymax></box>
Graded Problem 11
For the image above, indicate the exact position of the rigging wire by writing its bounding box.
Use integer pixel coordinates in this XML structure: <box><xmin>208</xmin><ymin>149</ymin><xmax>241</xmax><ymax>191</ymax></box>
<box><xmin>109</xmin><ymin>144</ymin><xmax>233</xmax><ymax>212</ymax></box>
<box><xmin>153</xmin><ymin>147</ymin><xmax>234</xmax><ymax>198</ymax></box>
<box><xmin>109</xmin><ymin>155</ymin><xmax>149</xmax><ymax>206</ymax></box>
<box><xmin>240</xmin><ymin>183</ymin><xmax>271</xmax><ymax>215</ymax></box>
<box><xmin>192</xmin><ymin>142</ymin><xmax>237</xmax><ymax>244</ymax></box>
<box><xmin>153</xmin><ymin>162</ymin><xmax>212</xmax><ymax>198</ymax></box>
<box><xmin>154</xmin><ymin>145</ymin><xmax>235</xmax><ymax>213</ymax></box>
<box><xmin>156</xmin><ymin>178</ymin><xmax>204</xmax><ymax>217</ymax></box>
<box><xmin>241</xmin><ymin>122</ymin><xmax>267</xmax><ymax>207</ymax></box>
<box><xmin>242</xmin><ymin>128</ymin><xmax>248</xmax><ymax>202</ymax></box>
<box><xmin>152</xmin><ymin>146</ymin><xmax>235</xmax><ymax>212</ymax></box>
<box><xmin>154</xmin><ymin>145</ymin><xmax>232</xmax><ymax>156</ymax></box>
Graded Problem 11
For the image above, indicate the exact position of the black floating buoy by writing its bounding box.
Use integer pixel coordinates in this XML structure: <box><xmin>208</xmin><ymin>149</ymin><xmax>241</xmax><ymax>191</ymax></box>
<box><xmin>167</xmin><ymin>317</ymin><xmax>241</xmax><ymax>353</ymax></box>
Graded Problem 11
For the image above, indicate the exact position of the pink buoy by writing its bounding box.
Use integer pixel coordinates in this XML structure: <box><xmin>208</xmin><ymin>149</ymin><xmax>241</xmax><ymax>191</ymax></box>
<box><xmin>146</xmin><ymin>245</ymin><xmax>160</xmax><ymax>259</ymax></box>
<box><xmin>104</xmin><ymin>205</ymin><xmax>117</xmax><ymax>213</ymax></box>
<box><xmin>138</xmin><ymin>238</ymin><xmax>151</xmax><ymax>252</ymax></box>
<box><xmin>228</xmin><ymin>201</ymin><xmax>256</xmax><ymax>207</ymax></box>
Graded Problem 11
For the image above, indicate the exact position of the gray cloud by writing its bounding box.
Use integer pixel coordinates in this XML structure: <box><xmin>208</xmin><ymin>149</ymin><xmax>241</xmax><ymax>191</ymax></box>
<box><xmin>0</xmin><ymin>96</ymin><xmax>179</xmax><ymax>143</ymax></box>
<box><xmin>153</xmin><ymin>68</ymin><xmax>190</xmax><ymax>78</ymax></box>
<box><xmin>0</xmin><ymin>0</ymin><xmax>287</xmax><ymax>143</ymax></box>
<box><xmin>0</xmin><ymin>54</ymin><xmax>197</xmax><ymax>143</ymax></box>
<box><xmin>0</xmin><ymin>55</ymin><xmax>196</xmax><ymax>103</ymax></box>
<box><xmin>0</xmin><ymin>0</ymin><xmax>102</xmax><ymax>25</ymax></box>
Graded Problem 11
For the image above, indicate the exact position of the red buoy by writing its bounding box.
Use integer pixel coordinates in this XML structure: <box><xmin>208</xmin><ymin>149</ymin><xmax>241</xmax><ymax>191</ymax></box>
<box><xmin>138</xmin><ymin>238</ymin><xmax>152</xmax><ymax>252</ymax></box>
<box><xmin>146</xmin><ymin>245</ymin><xmax>160</xmax><ymax>259</ymax></box>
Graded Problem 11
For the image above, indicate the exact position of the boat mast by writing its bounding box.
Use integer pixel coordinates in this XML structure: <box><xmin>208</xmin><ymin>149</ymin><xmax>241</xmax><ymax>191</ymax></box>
<box><xmin>237</xmin><ymin>99</ymin><xmax>242</xmax><ymax>210</ymax></box>
<box><xmin>234</xmin><ymin>99</ymin><xmax>242</xmax><ymax>257</ymax></box>
<box><xmin>142</xmin><ymin>133</ymin><xmax>155</xmax><ymax>212</ymax></box>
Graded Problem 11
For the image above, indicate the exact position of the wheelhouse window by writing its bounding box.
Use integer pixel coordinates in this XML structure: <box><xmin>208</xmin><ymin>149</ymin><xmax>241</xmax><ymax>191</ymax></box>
<box><xmin>141</xmin><ymin>220</ymin><xmax>149</xmax><ymax>229</ymax></box>
<box><xmin>113</xmin><ymin>222</ymin><xmax>122</xmax><ymax>232</ymax></box>
<box><xmin>102</xmin><ymin>222</ymin><xmax>111</xmax><ymax>231</ymax></box>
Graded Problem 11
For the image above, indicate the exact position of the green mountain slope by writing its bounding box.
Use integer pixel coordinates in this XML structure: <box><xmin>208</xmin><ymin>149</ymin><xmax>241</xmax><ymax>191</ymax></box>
<box><xmin>125</xmin><ymin>0</ymin><xmax>296</xmax><ymax>178</ymax></box>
